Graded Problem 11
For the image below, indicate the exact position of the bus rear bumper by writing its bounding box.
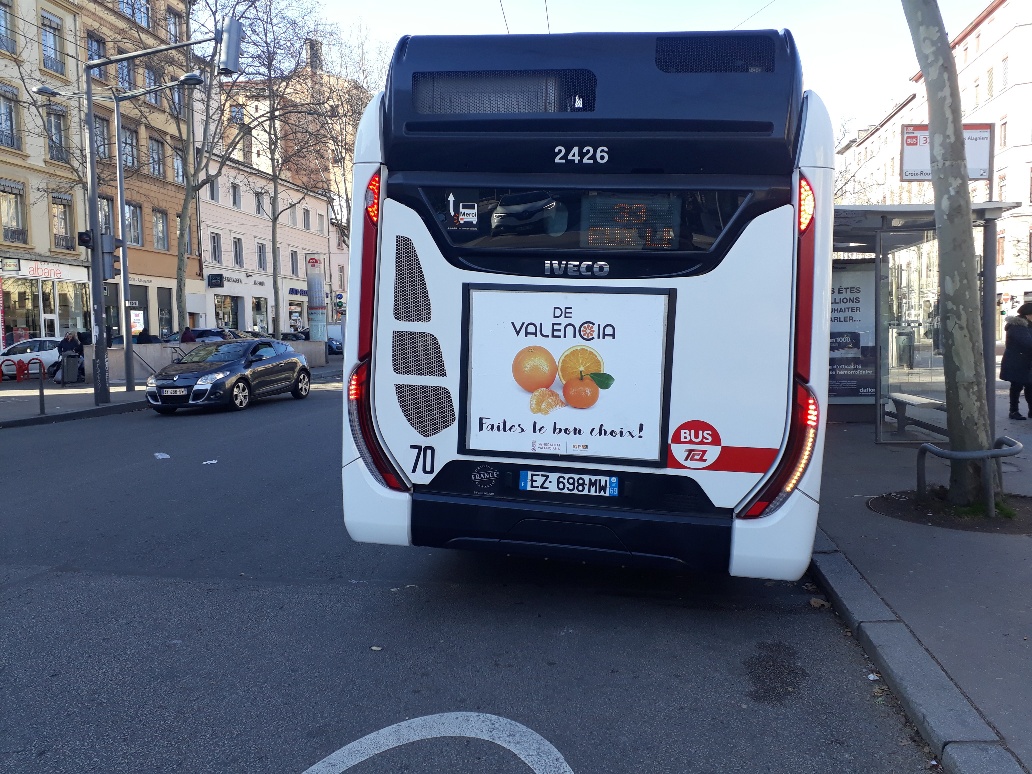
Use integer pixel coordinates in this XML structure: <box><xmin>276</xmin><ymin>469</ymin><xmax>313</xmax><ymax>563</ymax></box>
<box><xmin>411</xmin><ymin>492</ymin><xmax>731</xmax><ymax>573</ymax></box>
<box><xmin>729</xmin><ymin>489</ymin><xmax>819</xmax><ymax>581</ymax></box>
<box><xmin>342</xmin><ymin>458</ymin><xmax>412</xmax><ymax>546</ymax></box>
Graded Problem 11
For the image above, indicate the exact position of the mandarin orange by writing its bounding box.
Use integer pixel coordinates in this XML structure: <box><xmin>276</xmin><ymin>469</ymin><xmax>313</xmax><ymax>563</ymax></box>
<box><xmin>512</xmin><ymin>346</ymin><xmax>558</xmax><ymax>392</ymax></box>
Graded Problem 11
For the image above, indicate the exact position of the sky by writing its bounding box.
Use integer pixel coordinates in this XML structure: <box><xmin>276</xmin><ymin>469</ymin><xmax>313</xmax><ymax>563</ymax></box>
<box><xmin>324</xmin><ymin>0</ymin><xmax>987</xmax><ymax>136</ymax></box>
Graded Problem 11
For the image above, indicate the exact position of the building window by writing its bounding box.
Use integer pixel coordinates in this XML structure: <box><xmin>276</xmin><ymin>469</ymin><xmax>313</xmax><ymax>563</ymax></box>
<box><xmin>290</xmin><ymin>249</ymin><xmax>299</xmax><ymax>276</ymax></box>
<box><xmin>208</xmin><ymin>178</ymin><xmax>219</xmax><ymax>202</ymax></box>
<box><xmin>173</xmin><ymin>148</ymin><xmax>184</xmax><ymax>183</ymax></box>
<box><xmin>153</xmin><ymin>209</ymin><xmax>168</xmax><ymax>250</ymax></box>
<box><xmin>1000</xmin><ymin>120</ymin><xmax>1007</xmax><ymax>149</ymax></box>
<box><xmin>254</xmin><ymin>192</ymin><xmax>264</xmax><ymax>215</ymax></box>
<box><xmin>126</xmin><ymin>202</ymin><xmax>143</xmax><ymax>245</ymax></box>
<box><xmin>99</xmin><ymin>196</ymin><xmax>114</xmax><ymax>235</ymax></box>
<box><xmin>0</xmin><ymin>179</ymin><xmax>26</xmax><ymax>243</ymax></box>
<box><xmin>318</xmin><ymin>212</ymin><xmax>325</xmax><ymax>234</ymax></box>
<box><xmin>166</xmin><ymin>10</ymin><xmax>182</xmax><ymax>43</ymax></box>
<box><xmin>997</xmin><ymin>232</ymin><xmax>1005</xmax><ymax>266</ymax></box>
<box><xmin>145</xmin><ymin>68</ymin><xmax>162</xmax><ymax>104</ymax></box>
<box><xmin>257</xmin><ymin>241</ymin><xmax>267</xmax><ymax>271</ymax></box>
<box><xmin>120</xmin><ymin>0</ymin><xmax>151</xmax><ymax>29</ymax></box>
<box><xmin>1002</xmin><ymin>57</ymin><xmax>1009</xmax><ymax>90</ymax></box>
<box><xmin>974</xmin><ymin>80</ymin><xmax>980</xmax><ymax>107</ymax></box>
<box><xmin>93</xmin><ymin>115</ymin><xmax>110</xmax><ymax>159</ymax></box>
<box><xmin>0</xmin><ymin>0</ymin><xmax>15</xmax><ymax>54</ymax></box>
<box><xmin>230</xmin><ymin>105</ymin><xmax>244</xmax><ymax>124</ymax></box>
<box><xmin>230</xmin><ymin>183</ymin><xmax>241</xmax><ymax>208</ymax></box>
<box><xmin>987</xmin><ymin>67</ymin><xmax>994</xmax><ymax>100</ymax></box>
<box><xmin>289</xmin><ymin>205</ymin><xmax>297</xmax><ymax>226</ymax></box>
<box><xmin>210</xmin><ymin>232</ymin><xmax>222</xmax><ymax>264</ymax></box>
<box><xmin>999</xmin><ymin>173</ymin><xmax>1007</xmax><ymax>201</ymax></box>
<box><xmin>46</xmin><ymin>109</ymin><xmax>68</xmax><ymax>163</ymax></box>
<box><xmin>118</xmin><ymin>54</ymin><xmax>135</xmax><ymax>90</ymax></box>
<box><xmin>232</xmin><ymin>236</ymin><xmax>243</xmax><ymax>267</ymax></box>
<box><xmin>241</xmin><ymin>132</ymin><xmax>252</xmax><ymax>164</ymax></box>
<box><xmin>0</xmin><ymin>85</ymin><xmax>20</xmax><ymax>151</ymax></box>
<box><xmin>51</xmin><ymin>194</ymin><xmax>73</xmax><ymax>250</ymax></box>
<box><xmin>169</xmin><ymin>86</ymin><xmax>183</xmax><ymax>116</ymax></box>
<box><xmin>303</xmin><ymin>208</ymin><xmax>311</xmax><ymax>229</ymax></box>
<box><xmin>120</xmin><ymin>125</ymin><xmax>138</xmax><ymax>168</ymax></box>
<box><xmin>40</xmin><ymin>12</ymin><xmax>64</xmax><ymax>75</ymax></box>
<box><xmin>148</xmin><ymin>138</ymin><xmax>165</xmax><ymax>177</ymax></box>
<box><xmin>87</xmin><ymin>35</ymin><xmax>107</xmax><ymax>80</ymax></box>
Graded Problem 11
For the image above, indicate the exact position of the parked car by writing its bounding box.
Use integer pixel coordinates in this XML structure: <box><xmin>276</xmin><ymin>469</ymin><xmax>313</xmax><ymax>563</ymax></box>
<box><xmin>280</xmin><ymin>331</ymin><xmax>306</xmax><ymax>341</ymax></box>
<box><xmin>145</xmin><ymin>339</ymin><xmax>310</xmax><ymax>414</ymax></box>
<box><xmin>0</xmin><ymin>338</ymin><xmax>62</xmax><ymax>379</ymax></box>
<box><xmin>327</xmin><ymin>337</ymin><xmax>343</xmax><ymax>355</ymax></box>
<box><xmin>188</xmin><ymin>328</ymin><xmax>243</xmax><ymax>342</ymax></box>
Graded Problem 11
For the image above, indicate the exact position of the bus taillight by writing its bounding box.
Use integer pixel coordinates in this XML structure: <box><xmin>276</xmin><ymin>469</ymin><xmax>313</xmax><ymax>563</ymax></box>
<box><xmin>798</xmin><ymin>177</ymin><xmax>815</xmax><ymax>233</ymax></box>
<box><xmin>348</xmin><ymin>360</ymin><xmax>407</xmax><ymax>492</ymax></box>
<box><xmin>357</xmin><ymin>171</ymin><xmax>381</xmax><ymax>362</ymax></box>
<box><xmin>364</xmin><ymin>172</ymin><xmax>381</xmax><ymax>225</ymax></box>
<box><xmin>793</xmin><ymin>174</ymin><xmax>816</xmax><ymax>383</ymax></box>
<box><xmin>742</xmin><ymin>382</ymin><xmax>819</xmax><ymax>518</ymax></box>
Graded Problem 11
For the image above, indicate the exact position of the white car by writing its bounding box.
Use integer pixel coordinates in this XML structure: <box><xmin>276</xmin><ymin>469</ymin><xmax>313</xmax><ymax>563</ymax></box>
<box><xmin>0</xmin><ymin>337</ymin><xmax>62</xmax><ymax>379</ymax></box>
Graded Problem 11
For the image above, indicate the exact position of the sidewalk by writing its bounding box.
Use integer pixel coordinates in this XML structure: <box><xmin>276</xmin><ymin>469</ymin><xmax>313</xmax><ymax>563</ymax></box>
<box><xmin>0</xmin><ymin>360</ymin><xmax>344</xmax><ymax>429</ymax></box>
<box><xmin>814</xmin><ymin>380</ymin><xmax>1032</xmax><ymax>774</ymax></box>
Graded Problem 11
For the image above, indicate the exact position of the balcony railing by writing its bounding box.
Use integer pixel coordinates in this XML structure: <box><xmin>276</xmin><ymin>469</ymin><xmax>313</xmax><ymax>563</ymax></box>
<box><xmin>53</xmin><ymin>233</ymin><xmax>75</xmax><ymax>250</ymax></box>
<box><xmin>0</xmin><ymin>129</ymin><xmax>21</xmax><ymax>151</ymax></box>
<box><xmin>48</xmin><ymin>142</ymin><xmax>69</xmax><ymax>163</ymax></box>
<box><xmin>42</xmin><ymin>54</ymin><xmax>65</xmax><ymax>75</ymax></box>
<box><xmin>0</xmin><ymin>33</ymin><xmax>15</xmax><ymax>54</ymax></box>
<box><xmin>3</xmin><ymin>226</ymin><xmax>27</xmax><ymax>244</ymax></box>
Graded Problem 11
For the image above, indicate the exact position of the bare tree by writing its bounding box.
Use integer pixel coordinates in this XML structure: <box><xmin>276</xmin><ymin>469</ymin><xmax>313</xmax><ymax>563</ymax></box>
<box><xmin>902</xmin><ymin>0</ymin><xmax>998</xmax><ymax>505</ymax></box>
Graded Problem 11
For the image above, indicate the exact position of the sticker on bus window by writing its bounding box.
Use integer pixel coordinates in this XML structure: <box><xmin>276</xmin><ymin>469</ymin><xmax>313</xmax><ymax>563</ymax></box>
<box><xmin>461</xmin><ymin>285</ymin><xmax>674</xmax><ymax>463</ymax></box>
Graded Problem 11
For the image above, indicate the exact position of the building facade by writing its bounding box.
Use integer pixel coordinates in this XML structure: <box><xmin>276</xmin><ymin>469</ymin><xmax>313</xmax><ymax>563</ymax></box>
<box><xmin>837</xmin><ymin>0</ymin><xmax>1032</xmax><ymax>338</ymax></box>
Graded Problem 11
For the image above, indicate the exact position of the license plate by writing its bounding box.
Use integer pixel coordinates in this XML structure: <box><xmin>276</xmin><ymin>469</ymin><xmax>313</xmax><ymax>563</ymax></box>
<box><xmin>162</xmin><ymin>388</ymin><xmax>187</xmax><ymax>396</ymax></box>
<box><xmin>519</xmin><ymin>471</ymin><xmax>618</xmax><ymax>497</ymax></box>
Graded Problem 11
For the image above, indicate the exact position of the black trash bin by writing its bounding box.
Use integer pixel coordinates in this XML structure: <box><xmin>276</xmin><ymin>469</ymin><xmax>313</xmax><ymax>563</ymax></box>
<box><xmin>895</xmin><ymin>329</ymin><xmax>915</xmax><ymax>369</ymax></box>
<box><xmin>60</xmin><ymin>352</ymin><xmax>80</xmax><ymax>385</ymax></box>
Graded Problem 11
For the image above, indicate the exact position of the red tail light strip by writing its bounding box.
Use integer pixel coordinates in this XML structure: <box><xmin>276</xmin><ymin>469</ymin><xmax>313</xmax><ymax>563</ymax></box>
<box><xmin>357</xmin><ymin>171</ymin><xmax>381</xmax><ymax>362</ymax></box>
<box><xmin>348</xmin><ymin>360</ymin><xmax>406</xmax><ymax>491</ymax></box>
<box><xmin>793</xmin><ymin>176</ymin><xmax>816</xmax><ymax>384</ymax></box>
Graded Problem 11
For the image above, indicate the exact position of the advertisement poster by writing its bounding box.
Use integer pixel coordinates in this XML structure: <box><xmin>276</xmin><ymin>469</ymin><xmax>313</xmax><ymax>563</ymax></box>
<box><xmin>464</xmin><ymin>286</ymin><xmax>672</xmax><ymax>461</ymax></box>
<box><xmin>829</xmin><ymin>266</ymin><xmax>876</xmax><ymax>399</ymax></box>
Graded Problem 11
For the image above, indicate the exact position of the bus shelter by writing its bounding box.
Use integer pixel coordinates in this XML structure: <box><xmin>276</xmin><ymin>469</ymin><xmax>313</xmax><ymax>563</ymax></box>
<box><xmin>831</xmin><ymin>203</ymin><xmax>1017</xmax><ymax>443</ymax></box>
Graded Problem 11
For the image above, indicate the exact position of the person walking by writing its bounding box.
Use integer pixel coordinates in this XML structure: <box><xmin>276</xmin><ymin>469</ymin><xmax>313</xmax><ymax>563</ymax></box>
<box><xmin>1000</xmin><ymin>302</ymin><xmax>1032</xmax><ymax>420</ymax></box>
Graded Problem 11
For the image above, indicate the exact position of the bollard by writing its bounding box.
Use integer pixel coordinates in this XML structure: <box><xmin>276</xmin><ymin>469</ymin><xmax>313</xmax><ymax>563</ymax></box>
<box><xmin>29</xmin><ymin>357</ymin><xmax>45</xmax><ymax>415</ymax></box>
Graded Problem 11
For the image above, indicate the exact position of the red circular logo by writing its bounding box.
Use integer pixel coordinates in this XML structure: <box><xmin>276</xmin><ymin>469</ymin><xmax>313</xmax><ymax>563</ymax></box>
<box><xmin>668</xmin><ymin>420</ymin><xmax>722</xmax><ymax>469</ymax></box>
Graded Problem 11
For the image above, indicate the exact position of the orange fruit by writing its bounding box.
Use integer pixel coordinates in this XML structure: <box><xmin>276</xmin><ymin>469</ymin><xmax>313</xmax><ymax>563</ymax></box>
<box><xmin>557</xmin><ymin>345</ymin><xmax>603</xmax><ymax>384</ymax></box>
<box><xmin>529</xmin><ymin>387</ymin><xmax>565</xmax><ymax>415</ymax></box>
<box><xmin>512</xmin><ymin>346</ymin><xmax>558</xmax><ymax>392</ymax></box>
<box><xmin>563</xmin><ymin>375</ymin><xmax>600</xmax><ymax>409</ymax></box>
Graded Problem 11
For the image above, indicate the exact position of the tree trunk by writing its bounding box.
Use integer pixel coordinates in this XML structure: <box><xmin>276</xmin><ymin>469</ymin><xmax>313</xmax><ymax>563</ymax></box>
<box><xmin>272</xmin><ymin>175</ymin><xmax>281</xmax><ymax>338</ymax></box>
<box><xmin>902</xmin><ymin>0</ymin><xmax>998</xmax><ymax>504</ymax></box>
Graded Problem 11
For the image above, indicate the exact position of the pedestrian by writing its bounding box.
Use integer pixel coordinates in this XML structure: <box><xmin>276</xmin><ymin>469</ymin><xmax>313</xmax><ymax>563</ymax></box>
<box><xmin>180</xmin><ymin>326</ymin><xmax>196</xmax><ymax>343</ymax></box>
<box><xmin>1000</xmin><ymin>302</ymin><xmax>1032</xmax><ymax>420</ymax></box>
<box><xmin>57</xmin><ymin>331</ymin><xmax>79</xmax><ymax>355</ymax></box>
<box><xmin>136</xmin><ymin>327</ymin><xmax>157</xmax><ymax>344</ymax></box>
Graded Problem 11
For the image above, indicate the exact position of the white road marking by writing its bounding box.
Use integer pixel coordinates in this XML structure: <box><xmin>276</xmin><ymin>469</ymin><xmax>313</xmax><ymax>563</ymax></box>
<box><xmin>300</xmin><ymin>712</ymin><xmax>575</xmax><ymax>773</ymax></box>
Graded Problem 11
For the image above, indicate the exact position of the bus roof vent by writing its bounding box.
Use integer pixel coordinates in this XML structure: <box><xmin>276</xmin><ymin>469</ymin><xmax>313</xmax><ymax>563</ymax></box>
<box><xmin>656</xmin><ymin>35</ymin><xmax>775</xmax><ymax>74</ymax></box>
<box><xmin>412</xmin><ymin>69</ymin><xmax>596</xmax><ymax>114</ymax></box>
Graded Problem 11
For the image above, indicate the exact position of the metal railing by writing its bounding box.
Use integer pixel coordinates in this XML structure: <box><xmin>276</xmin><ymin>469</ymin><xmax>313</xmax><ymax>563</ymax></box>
<box><xmin>2</xmin><ymin>226</ymin><xmax>27</xmax><ymax>244</ymax></box>
<box><xmin>48</xmin><ymin>142</ymin><xmax>69</xmax><ymax>162</ymax></box>
<box><xmin>0</xmin><ymin>129</ymin><xmax>21</xmax><ymax>150</ymax></box>
<box><xmin>42</xmin><ymin>54</ymin><xmax>65</xmax><ymax>75</ymax></box>
<box><xmin>0</xmin><ymin>33</ymin><xmax>15</xmax><ymax>54</ymax></box>
<box><xmin>917</xmin><ymin>436</ymin><xmax>1024</xmax><ymax>519</ymax></box>
<box><xmin>53</xmin><ymin>233</ymin><xmax>75</xmax><ymax>250</ymax></box>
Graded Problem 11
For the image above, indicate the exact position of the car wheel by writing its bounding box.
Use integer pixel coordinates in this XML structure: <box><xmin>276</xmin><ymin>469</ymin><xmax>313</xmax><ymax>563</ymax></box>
<box><xmin>291</xmin><ymin>370</ymin><xmax>311</xmax><ymax>399</ymax></box>
<box><xmin>153</xmin><ymin>406</ymin><xmax>177</xmax><ymax>415</ymax></box>
<box><xmin>230</xmin><ymin>380</ymin><xmax>251</xmax><ymax>410</ymax></box>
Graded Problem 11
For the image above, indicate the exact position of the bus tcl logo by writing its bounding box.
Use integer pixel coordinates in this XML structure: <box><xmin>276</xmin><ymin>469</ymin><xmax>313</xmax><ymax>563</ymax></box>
<box><xmin>544</xmin><ymin>260</ymin><xmax>610</xmax><ymax>277</ymax></box>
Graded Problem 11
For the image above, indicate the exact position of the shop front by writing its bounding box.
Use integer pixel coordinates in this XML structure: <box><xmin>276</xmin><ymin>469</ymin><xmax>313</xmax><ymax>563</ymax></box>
<box><xmin>249</xmin><ymin>276</ymin><xmax>271</xmax><ymax>334</ymax></box>
<box><xmin>1</xmin><ymin>259</ymin><xmax>90</xmax><ymax>346</ymax></box>
<box><xmin>285</xmin><ymin>283</ymin><xmax>308</xmax><ymax>332</ymax></box>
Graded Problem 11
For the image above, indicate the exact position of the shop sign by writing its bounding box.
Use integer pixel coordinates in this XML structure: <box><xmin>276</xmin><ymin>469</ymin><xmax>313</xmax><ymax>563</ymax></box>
<box><xmin>252</xmin><ymin>279</ymin><xmax>266</xmax><ymax>286</ymax></box>
<box><xmin>224</xmin><ymin>275</ymin><xmax>243</xmax><ymax>284</ymax></box>
<box><xmin>1</xmin><ymin>258</ymin><xmax>19</xmax><ymax>272</ymax></box>
<box><xmin>208</xmin><ymin>274</ymin><xmax>224</xmax><ymax>288</ymax></box>
<box><xmin>128</xmin><ymin>276</ymin><xmax>153</xmax><ymax>284</ymax></box>
<box><xmin>26</xmin><ymin>261</ymin><xmax>62</xmax><ymax>278</ymax></box>
<box><xmin>288</xmin><ymin>287</ymin><xmax>308</xmax><ymax>296</ymax></box>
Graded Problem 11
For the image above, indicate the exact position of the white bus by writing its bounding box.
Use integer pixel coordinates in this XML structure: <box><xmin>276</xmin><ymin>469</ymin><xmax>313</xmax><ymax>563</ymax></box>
<box><xmin>342</xmin><ymin>30</ymin><xmax>833</xmax><ymax>580</ymax></box>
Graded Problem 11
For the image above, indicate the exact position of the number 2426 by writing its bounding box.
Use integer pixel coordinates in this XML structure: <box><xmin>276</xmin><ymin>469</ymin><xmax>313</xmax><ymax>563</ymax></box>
<box><xmin>555</xmin><ymin>146</ymin><xmax>608</xmax><ymax>164</ymax></box>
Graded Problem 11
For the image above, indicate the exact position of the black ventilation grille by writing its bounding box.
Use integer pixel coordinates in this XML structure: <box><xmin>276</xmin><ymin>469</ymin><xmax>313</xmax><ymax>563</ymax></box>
<box><xmin>395</xmin><ymin>384</ymin><xmax>456</xmax><ymax>438</ymax></box>
<box><xmin>656</xmin><ymin>36</ymin><xmax>775</xmax><ymax>74</ymax></box>
<box><xmin>412</xmin><ymin>69</ymin><xmax>596</xmax><ymax>114</ymax></box>
<box><xmin>394</xmin><ymin>236</ymin><xmax>432</xmax><ymax>322</ymax></box>
<box><xmin>392</xmin><ymin>331</ymin><xmax>447</xmax><ymax>377</ymax></box>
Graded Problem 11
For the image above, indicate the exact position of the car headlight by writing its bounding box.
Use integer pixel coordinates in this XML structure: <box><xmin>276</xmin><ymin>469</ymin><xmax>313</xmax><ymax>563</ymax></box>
<box><xmin>196</xmin><ymin>371</ymin><xmax>230</xmax><ymax>385</ymax></box>
<box><xmin>146</xmin><ymin>375</ymin><xmax>157</xmax><ymax>386</ymax></box>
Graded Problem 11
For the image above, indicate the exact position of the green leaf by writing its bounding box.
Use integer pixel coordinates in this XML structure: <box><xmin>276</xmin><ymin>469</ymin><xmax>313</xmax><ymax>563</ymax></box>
<box><xmin>588</xmin><ymin>372</ymin><xmax>614</xmax><ymax>389</ymax></box>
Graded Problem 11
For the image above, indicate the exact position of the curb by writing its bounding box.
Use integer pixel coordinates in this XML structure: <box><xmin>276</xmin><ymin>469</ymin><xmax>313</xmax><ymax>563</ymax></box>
<box><xmin>0</xmin><ymin>400</ymin><xmax>148</xmax><ymax>429</ymax></box>
<box><xmin>809</xmin><ymin>534</ymin><xmax>1025</xmax><ymax>774</ymax></box>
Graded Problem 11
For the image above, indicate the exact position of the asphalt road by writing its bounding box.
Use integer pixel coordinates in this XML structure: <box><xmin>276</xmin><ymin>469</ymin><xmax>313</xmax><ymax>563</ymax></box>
<box><xmin>0</xmin><ymin>375</ymin><xmax>935</xmax><ymax>773</ymax></box>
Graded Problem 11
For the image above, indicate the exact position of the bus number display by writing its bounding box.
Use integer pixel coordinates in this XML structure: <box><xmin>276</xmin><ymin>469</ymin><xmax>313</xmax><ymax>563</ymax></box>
<box><xmin>555</xmin><ymin>146</ymin><xmax>609</xmax><ymax>164</ymax></box>
<box><xmin>581</xmin><ymin>192</ymin><xmax>681</xmax><ymax>250</ymax></box>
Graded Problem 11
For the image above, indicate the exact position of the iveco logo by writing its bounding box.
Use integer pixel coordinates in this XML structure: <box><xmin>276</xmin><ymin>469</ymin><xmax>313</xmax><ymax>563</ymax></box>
<box><xmin>173</xmin><ymin>375</ymin><xmax>179</xmax><ymax>381</ymax></box>
<box><xmin>544</xmin><ymin>260</ymin><xmax>610</xmax><ymax>277</ymax></box>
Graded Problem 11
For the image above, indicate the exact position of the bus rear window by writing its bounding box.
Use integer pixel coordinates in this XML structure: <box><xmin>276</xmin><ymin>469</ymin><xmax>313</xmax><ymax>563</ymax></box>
<box><xmin>422</xmin><ymin>187</ymin><xmax>749</xmax><ymax>252</ymax></box>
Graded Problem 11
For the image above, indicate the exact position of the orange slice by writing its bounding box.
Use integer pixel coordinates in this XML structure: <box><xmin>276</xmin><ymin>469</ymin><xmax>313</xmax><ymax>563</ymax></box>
<box><xmin>529</xmin><ymin>387</ymin><xmax>565</xmax><ymax>415</ymax></box>
<box><xmin>557</xmin><ymin>345</ymin><xmax>604</xmax><ymax>384</ymax></box>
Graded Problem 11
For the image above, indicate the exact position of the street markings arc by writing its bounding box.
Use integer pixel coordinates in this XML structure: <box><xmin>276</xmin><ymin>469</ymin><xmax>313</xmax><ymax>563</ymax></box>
<box><xmin>300</xmin><ymin>711</ymin><xmax>575</xmax><ymax>773</ymax></box>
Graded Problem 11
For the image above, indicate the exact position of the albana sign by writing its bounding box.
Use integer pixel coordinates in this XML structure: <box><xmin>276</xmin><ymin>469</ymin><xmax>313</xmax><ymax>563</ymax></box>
<box><xmin>900</xmin><ymin>123</ymin><xmax>992</xmax><ymax>181</ymax></box>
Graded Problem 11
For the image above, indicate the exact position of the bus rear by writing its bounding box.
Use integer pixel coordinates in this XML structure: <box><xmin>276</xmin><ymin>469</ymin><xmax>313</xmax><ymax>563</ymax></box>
<box><xmin>343</xmin><ymin>30</ymin><xmax>833</xmax><ymax>580</ymax></box>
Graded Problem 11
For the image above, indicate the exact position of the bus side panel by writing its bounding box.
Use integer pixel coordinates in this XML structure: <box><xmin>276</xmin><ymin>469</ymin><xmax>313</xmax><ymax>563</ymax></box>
<box><xmin>343</xmin><ymin>458</ymin><xmax>411</xmax><ymax>545</ymax></box>
<box><xmin>729</xmin><ymin>490</ymin><xmax>819</xmax><ymax>580</ymax></box>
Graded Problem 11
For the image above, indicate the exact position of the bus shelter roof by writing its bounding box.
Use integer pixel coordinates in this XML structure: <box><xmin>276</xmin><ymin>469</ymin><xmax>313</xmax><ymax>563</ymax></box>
<box><xmin>833</xmin><ymin>202</ymin><xmax>1019</xmax><ymax>255</ymax></box>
